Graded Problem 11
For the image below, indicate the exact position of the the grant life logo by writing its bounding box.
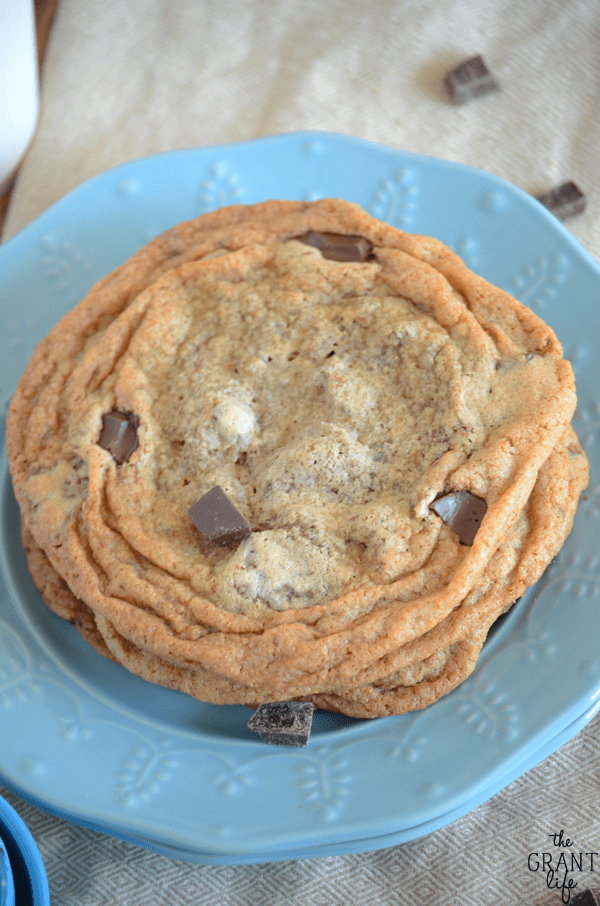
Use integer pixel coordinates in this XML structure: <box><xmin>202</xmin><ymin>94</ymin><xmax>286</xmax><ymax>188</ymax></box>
<box><xmin>528</xmin><ymin>829</ymin><xmax>599</xmax><ymax>904</ymax></box>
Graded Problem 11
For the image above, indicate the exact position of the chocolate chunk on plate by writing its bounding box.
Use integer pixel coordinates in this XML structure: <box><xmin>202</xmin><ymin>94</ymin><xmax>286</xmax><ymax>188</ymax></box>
<box><xmin>443</xmin><ymin>55</ymin><xmax>500</xmax><ymax>104</ymax></box>
<box><xmin>189</xmin><ymin>485</ymin><xmax>250</xmax><ymax>548</ymax></box>
<box><xmin>536</xmin><ymin>181</ymin><xmax>586</xmax><ymax>221</ymax></box>
<box><xmin>298</xmin><ymin>231</ymin><xmax>373</xmax><ymax>262</ymax></box>
<box><xmin>430</xmin><ymin>490</ymin><xmax>487</xmax><ymax>546</ymax></box>
<box><xmin>98</xmin><ymin>410</ymin><xmax>139</xmax><ymax>465</ymax></box>
<box><xmin>247</xmin><ymin>702</ymin><xmax>314</xmax><ymax>747</ymax></box>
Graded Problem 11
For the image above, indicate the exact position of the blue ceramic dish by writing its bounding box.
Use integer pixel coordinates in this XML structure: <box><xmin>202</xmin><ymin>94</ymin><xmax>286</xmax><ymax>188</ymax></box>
<box><xmin>0</xmin><ymin>827</ymin><xmax>15</xmax><ymax>906</ymax></box>
<box><xmin>0</xmin><ymin>133</ymin><xmax>599</xmax><ymax>864</ymax></box>
<box><xmin>0</xmin><ymin>795</ymin><xmax>48</xmax><ymax>906</ymax></box>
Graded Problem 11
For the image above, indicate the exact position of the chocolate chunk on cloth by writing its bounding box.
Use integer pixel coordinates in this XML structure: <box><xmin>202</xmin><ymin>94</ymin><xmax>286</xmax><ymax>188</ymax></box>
<box><xmin>536</xmin><ymin>181</ymin><xmax>587</xmax><ymax>221</ymax></box>
<box><xmin>298</xmin><ymin>231</ymin><xmax>373</xmax><ymax>261</ymax></box>
<box><xmin>98</xmin><ymin>410</ymin><xmax>139</xmax><ymax>464</ymax></box>
<box><xmin>430</xmin><ymin>490</ymin><xmax>488</xmax><ymax>546</ymax></box>
<box><xmin>444</xmin><ymin>55</ymin><xmax>500</xmax><ymax>104</ymax></box>
<box><xmin>247</xmin><ymin>702</ymin><xmax>314</xmax><ymax>746</ymax></box>
<box><xmin>6</xmin><ymin>198</ymin><xmax>589</xmax><ymax>720</ymax></box>
<box><xmin>572</xmin><ymin>892</ymin><xmax>600</xmax><ymax>906</ymax></box>
<box><xmin>189</xmin><ymin>486</ymin><xmax>250</xmax><ymax>547</ymax></box>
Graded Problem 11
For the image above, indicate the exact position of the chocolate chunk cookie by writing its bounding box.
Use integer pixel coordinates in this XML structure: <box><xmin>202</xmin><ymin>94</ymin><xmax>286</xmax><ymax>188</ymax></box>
<box><xmin>7</xmin><ymin>199</ymin><xmax>588</xmax><ymax>717</ymax></box>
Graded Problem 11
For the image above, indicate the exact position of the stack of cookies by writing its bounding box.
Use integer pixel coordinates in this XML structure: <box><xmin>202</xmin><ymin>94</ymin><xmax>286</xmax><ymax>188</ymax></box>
<box><xmin>7</xmin><ymin>199</ymin><xmax>589</xmax><ymax>717</ymax></box>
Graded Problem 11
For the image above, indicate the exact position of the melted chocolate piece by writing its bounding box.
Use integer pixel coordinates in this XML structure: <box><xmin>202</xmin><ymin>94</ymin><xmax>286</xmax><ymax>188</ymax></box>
<box><xmin>430</xmin><ymin>490</ymin><xmax>487</xmax><ymax>546</ymax></box>
<box><xmin>98</xmin><ymin>411</ymin><xmax>139</xmax><ymax>465</ymax></box>
<box><xmin>298</xmin><ymin>231</ymin><xmax>373</xmax><ymax>262</ymax></box>
<box><xmin>536</xmin><ymin>181</ymin><xmax>586</xmax><ymax>221</ymax></box>
<box><xmin>247</xmin><ymin>702</ymin><xmax>314</xmax><ymax>747</ymax></box>
<box><xmin>443</xmin><ymin>55</ymin><xmax>500</xmax><ymax>104</ymax></box>
<box><xmin>189</xmin><ymin>485</ymin><xmax>250</xmax><ymax>547</ymax></box>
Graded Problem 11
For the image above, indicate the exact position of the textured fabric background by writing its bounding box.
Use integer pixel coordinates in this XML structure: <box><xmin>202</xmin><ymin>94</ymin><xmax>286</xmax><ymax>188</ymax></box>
<box><xmin>2</xmin><ymin>0</ymin><xmax>600</xmax><ymax>903</ymax></box>
<box><xmin>5</xmin><ymin>0</ymin><xmax>600</xmax><ymax>257</ymax></box>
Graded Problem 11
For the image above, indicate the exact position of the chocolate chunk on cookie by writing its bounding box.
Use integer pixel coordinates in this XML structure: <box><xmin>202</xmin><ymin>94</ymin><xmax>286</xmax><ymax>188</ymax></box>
<box><xmin>98</xmin><ymin>411</ymin><xmax>139</xmax><ymax>464</ymax></box>
<box><xmin>430</xmin><ymin>490</ymin><xmax>487</xmax><ymax>546</ymax></box>
<box><xmin>298</xmin><ymin>231</ymin><xmax>373</xmax><ymax>261</ymax></box>
<box><xmin>189</xmin><ymin>485</ymin><xmax>250</xmax><ymax>547</ymax></box>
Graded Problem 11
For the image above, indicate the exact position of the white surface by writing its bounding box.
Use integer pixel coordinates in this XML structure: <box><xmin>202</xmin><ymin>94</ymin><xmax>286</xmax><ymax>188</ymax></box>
<box><xmin>2</xmin><ymin>1</ymin><xmax>600</xmax><ymax>904</ymax></box>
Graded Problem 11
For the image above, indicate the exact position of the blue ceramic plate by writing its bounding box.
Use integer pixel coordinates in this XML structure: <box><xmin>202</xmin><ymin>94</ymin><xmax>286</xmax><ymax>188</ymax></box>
<box><xmin>0</xmin><ymin>794</ymin><xmax>48</xmax><ymax>906</ymax></box>
<box><xmin>0</xmin><ymin>133</ymin><xmax>599</xmax><ymax>863</ymax></box>
<box><xmin>36</xmin><ymin>699</ymin><xmax>598</xmax><ymax>866</ymax></box>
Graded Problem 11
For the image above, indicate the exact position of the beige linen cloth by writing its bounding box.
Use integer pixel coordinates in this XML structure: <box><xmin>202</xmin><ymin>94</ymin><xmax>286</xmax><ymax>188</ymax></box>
<box><xmin>2</xmin><ymin>0</ymin><xmax>600</xmax><ymax>903</ymax></box>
